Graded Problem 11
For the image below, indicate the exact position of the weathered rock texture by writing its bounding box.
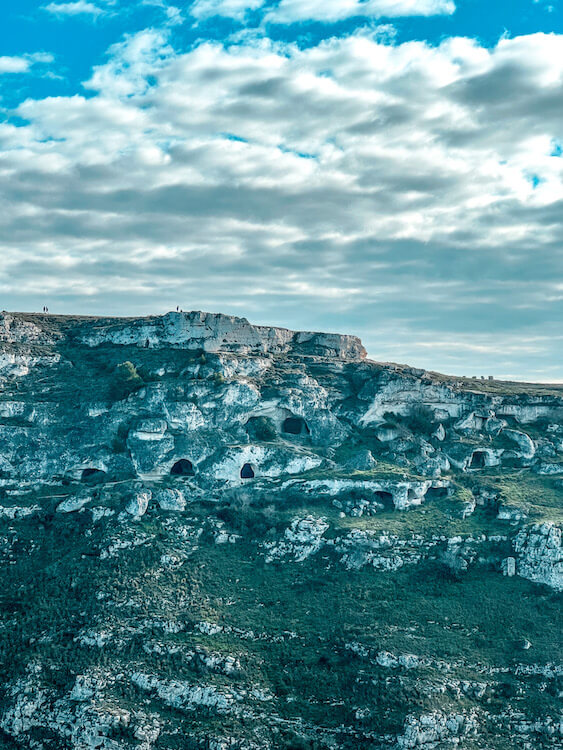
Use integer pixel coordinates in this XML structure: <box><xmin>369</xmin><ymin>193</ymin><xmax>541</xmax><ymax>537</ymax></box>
<box><xmin>0</xmin><ymin>311</ymin><xmax>561</xmax><ymax>750</ymax></box>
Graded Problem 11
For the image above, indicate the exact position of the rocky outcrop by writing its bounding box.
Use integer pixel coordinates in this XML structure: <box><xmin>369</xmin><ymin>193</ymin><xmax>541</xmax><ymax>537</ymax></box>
<box><xmin>283</xmin><ymin>477</ymin><xmax>451</xmax><ymax>511</ymax></box>
<box><xmin>131</xmin><ymin>672</ymin><xmax>238</xmax><ymax>714</ymax></box>
<box><xmin>264</xmin><ymin>516</ymin><xmax>329</xmax><ymax>562</ymax></box>
<box><xmin>504</xmin><ymin>429</ymin><xmax>536</xmax><ymax>458</ymax></box>
<box><xmin>396</xmin><ymin>711</ymin><xmax>479</xmax><ymax>748</ymax></box>
<box><xmin>513</xmin><ymin>523</ymin><xmax>563</xmax><ymax>591</ymax></box>
<box><xmin>0</xmin><ymin>313</ymin><xmax>57</xmax><ymax>345</ymax></box>
<box><xmin>0</xmin><ymin>667</ymin><xmax>160</xmax><ymax>750</ymax></box>
<box><xmin>77</xmin><ymin>311</ymin><xmax>366</xmax><ymax>360</ymax></box>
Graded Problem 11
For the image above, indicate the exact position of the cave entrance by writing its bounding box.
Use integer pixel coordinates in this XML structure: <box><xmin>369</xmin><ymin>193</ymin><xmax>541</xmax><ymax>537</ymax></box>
<box><xmin>81</xmin><ymin>468</ymin><xmax>106</xmax><ymax>484</ymax></box>
<box><xmin>374</xmin><ymin>490</ymin><xmax>394</xmax><ymax>511</ymax></box>
<box><xmin>240</xmin><ymin>463</ymin><xmax>255</xmax><ymax>479</ymax></box>
<box><xmin>170</xmin><ymin>459</ymin><xmax>195</xmax><ymax>476</ymax></box>
<box><xmin>470</xmin><ymin>451</ymin><xmax>487</xmax><ymax>469</ymax></box>
<box><xmin>425</xmin><ymin>486</ymin><xmax>449</xmax><ymax>501</ymax></box>
<box><xmin>282</xmin><ymin>417</ymin><xmax>310</xmax><ymax>436</ymax></box>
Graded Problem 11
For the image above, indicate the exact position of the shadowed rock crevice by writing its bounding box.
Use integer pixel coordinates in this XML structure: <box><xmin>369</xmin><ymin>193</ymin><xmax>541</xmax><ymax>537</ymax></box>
<box><xmin>170</xmin><ymin>459</ymin><xmax>195</xmax><ymax>477</ymax></box>
<box><xmin>282</xmin><ymin>416</ymin><xmax>310</xmax><ymax>436</ymax></box>
<box><xmin>80</xmin><ymin>468</ymin><xmax>106</xmax><ymax>484</ymax></box>
<box><xmin>470</xmin><ymin>450</ymin><xmax>487</xmax><ymax>469</ymax></box>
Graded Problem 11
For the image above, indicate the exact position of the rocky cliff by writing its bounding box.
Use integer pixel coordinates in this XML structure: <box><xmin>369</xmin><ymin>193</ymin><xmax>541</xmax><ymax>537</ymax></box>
<box><xmin>0</xmin><ymin>311</ymin><xmax>561</xmax><ymax>750</ymax></box>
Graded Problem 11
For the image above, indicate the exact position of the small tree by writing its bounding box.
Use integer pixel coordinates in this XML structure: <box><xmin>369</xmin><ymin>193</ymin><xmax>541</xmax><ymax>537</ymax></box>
<box><xmin>109</xmin><ymin>361</ymin><xmax>144</xmax><ymax>401</ymax></box>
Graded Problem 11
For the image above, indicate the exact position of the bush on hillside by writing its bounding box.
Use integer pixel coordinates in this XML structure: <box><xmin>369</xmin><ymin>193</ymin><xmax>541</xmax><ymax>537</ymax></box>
<box><xmin>402</xmin><ymin>404</ymin><xmax>437</xmax><ymax>435</ymax></box>
<box><xmin>109</xmin><ymin>361</ymin><xmax>144</xmax><ymax>402</ymax></box>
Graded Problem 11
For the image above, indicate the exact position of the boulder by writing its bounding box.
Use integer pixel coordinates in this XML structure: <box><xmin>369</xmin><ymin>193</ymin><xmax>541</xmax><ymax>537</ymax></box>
<box><xmin>503</xmin><ymin>429</ymin><xmax>536</xmax><ymax>458</ymax></box>
<box><xmin>343</xmin><ymin>449</ymin><xmax>377</xmax><ymax>471</ymax></box>
<box><xmin>432</xmin><ymin>424</ymin><xmax>445</xmax><ymax>441</ymax></box>
<box><xmin>125</xmin><ymin>490</ymin><xmax>152</xmax><ymax>518</ymax></box>
<box><xmin>154</xmin><ymin>488</ymin><xmax>186</xmax><ymax>512</ymax></box>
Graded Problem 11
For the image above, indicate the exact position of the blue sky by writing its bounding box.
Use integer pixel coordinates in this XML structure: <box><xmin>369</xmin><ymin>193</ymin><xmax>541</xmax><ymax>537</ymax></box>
<box><xmin>1</xmin><ymin>0</ymin><xmax>563</xmax><ymax>380</ymax></box>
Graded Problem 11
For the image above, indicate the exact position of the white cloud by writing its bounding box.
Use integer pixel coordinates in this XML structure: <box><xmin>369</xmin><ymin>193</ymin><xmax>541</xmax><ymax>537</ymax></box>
<box><xmin>189</xmin><ymin>0</ymin><xmax>455</xmax><ymax>22</ymax></box>
<box><xmin>43</xmin><ymin>1</ymin><xmax>104</xmax><ymax>17</ymax></box>
<box><xmin>0</xmin><ymin>56</ymin><xmax>31</xmax><ymax>74</ymax></box>
<box><xmin>141</xmin><ymin>0</ymin><xmax>184</xmax><ymax>25</ymax></box>
<box><xmin>27</xmin><ymin>52</ymin><xmax>56</xmax><ymax>64</ymax></box>
<box><xmin>84</xmin><ymin>29</ymin><xmax>173</xmax><ymax>96</ymax></box>
<box><xmin>190</xmin><ymin>0</ymin><xmax>265</xmax><ymax>20</ymax></box>
<box><xmin>265</xmin><ymin>0</ymin><xmax>455</xmax><ymax>23</ymax></box>
<box><xmin>0</xmin><ymin>53</ymin><xmax>54</xmax><ymax>75</ymax></box>
<box><xmin>1</xmin><ymin>30</ymin><xmax>562</xmax><ymax>377</ymax></box>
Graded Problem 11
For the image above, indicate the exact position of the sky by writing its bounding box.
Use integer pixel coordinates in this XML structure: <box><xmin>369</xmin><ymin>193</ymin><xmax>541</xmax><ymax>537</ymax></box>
<box><xmin>1</xmin><ymin>0</ymin><xmax>563</xmax><ymax>380</ymax></box>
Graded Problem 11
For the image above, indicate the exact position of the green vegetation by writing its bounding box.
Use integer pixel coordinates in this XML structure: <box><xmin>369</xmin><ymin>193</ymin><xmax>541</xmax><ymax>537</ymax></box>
<box><xmin>109</xmin><ymin>361</ymin><xmax>144</xmax><ymax>401</ymax></box>
<box><xmin>487</xmin><ymin>473</ymin><xmax>563</xmax><ymax>523</ymax></box>
<box><xmin>399</xmin><ymin>404</ymin><xmax>438</xmax><ymax>434</ymax></box>
<box><xmin>1</xmin><ymin>495</ymin><xmax>560</xmax><ymax>748</ymax></box>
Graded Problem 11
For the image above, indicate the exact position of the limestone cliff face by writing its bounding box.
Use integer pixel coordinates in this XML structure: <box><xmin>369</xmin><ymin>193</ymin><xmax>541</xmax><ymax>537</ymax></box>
<box><xmin>0</xmin><ymin>311</ymin><xmax>562</xmax><ymax>750</ymax></box>
<box><xmin>73</xmin><ymin>310</ymin><xmax>367</xmax><ymax>360</ymax></box>
<box><xmin>0</xmin><ymin>311</ymin><xmax>562</xmax><ymax>489</ymax></box>
<box><xmin>513</xmin><ymin>523</ymin><xmax>563</xmax><ymax>591</ymax></box>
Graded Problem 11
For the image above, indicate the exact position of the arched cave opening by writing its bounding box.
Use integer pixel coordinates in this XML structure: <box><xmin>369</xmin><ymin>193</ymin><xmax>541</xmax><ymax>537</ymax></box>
<box><xmin>81</xmin><ymin>468</ymin><xmax>106</xmax><ymax>484</ymax></box>
<box><xmin>425</xmin><ymin>486</ymin><xmax>449</xmax><ymax>501</ymax></box>
<box><xmin>245</xmin><ymin>416</ymin><xmax>276</xmax><ymax>442</ymax></box>
<box><xmin>240</xmin><ymin>463</ymin><xmax>255</xmax><ymax>479</ymax></box>
<box><xmin>282</xmin><ymin>416</ymin><xmax>310</xmax><ymax>436</ymax></box>
<box><xmin>374</xmin><ymin>490</ymin><xmax>394</xmax><ymax>511</ymax></box>
<box><xmin>470</xmin><ymin>451</ymin><xmax>487</xmax><ymax>469</ymax></box>
<box><xmin>170</xmin><ymin>459</ymin><xmax>195</xmax><ymax>476</ymax></box>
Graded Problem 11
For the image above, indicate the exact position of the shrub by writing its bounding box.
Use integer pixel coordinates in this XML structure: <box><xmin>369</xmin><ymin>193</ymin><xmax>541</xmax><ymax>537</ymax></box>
<box><xmin>403</xmin><ymin>405</ymin><xmax>436</xmax><ymax>435</ymax></box>
<box><xmin>216</xmin><ymin>499</ymin><xmax>281</xmax><ymax>538</ymax></box>
<box><xmin>109</xmin><ymin>361</ymin><xmax>144</xmax><ymax>401</ymax></box>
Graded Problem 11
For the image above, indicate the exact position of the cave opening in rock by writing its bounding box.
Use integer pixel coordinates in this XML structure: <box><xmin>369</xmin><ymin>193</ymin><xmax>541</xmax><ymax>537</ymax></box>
<box><xmin>374</xmin><ymin>490</ymin><xmax>394</xmax><ymax>511</ymax></box>
<box><xmin>407</xmin><ymin>488</ymin><xmax>418</xmax><ymax>500</ymax></box>
<box><xmin>245</xmin><ymin>416</ymin><xmax>276</xmax><ymax>442</ymax></box>
<box><xmin>282</xmin><ymin>416</ymin><xmax>310</xmax><ymax>436</ymax></box>
<box><xmin>425</xmin><ymin>486</ymin><xmax>449</xmax><ymax>500</ymax></box>
<box><xmin>81</xmin><ymin>468</ymin><xmax>106</xmax><ymax>484</ymax></box>
<box><xmin>240</xmin><ymin>463</ymin><xmax>255</xmax><ymax>479</ymax></box>
<box><xmin>170</xmin><ymin>459</ymin><xmax>195</xmax><ymax>476</ymax></box>
<box><xmin>470</xmin><ymin>451</ymin><xmax>487</xmax><ymax>469</ymax></box>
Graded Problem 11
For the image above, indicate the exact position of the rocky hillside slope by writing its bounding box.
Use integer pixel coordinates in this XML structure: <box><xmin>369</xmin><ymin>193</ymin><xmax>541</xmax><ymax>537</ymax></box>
<box><xmin>0</xmin><ymin>311</ymin><xmax>561</xmax><ymax>750</ymax></box>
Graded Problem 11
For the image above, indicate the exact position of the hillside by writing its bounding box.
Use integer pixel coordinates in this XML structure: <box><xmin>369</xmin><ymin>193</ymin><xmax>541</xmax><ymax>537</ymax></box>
<box><xmin>0</xmin><ymin>311</ymin><xmax>561</xmax><ymax>750</ymax></box>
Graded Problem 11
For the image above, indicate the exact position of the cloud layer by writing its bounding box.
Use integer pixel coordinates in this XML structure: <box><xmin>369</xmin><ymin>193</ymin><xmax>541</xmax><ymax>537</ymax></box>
<box><xmin>190</xmin><ymin>0</ymin><xmax>456</xmax><ymax>21</ymax></box>
<box><xmin>43</xmin><ymin>1</ymin><xmax>105</xmax><ymax>17</ymax></box>
<box><xmin>265</xmin><ymin>0</ymin><xmax>456</xmax><ymax>23</ymax></box>
<box><xmin>2</xmin><ymin>28</ymin><xmax>563</xmax><ymax>379</ymax></box>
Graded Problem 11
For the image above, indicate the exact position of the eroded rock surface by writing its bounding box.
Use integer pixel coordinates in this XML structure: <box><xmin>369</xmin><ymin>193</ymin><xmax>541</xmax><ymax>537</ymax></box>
<box><xmin>0</xmin><ymin>311</ymin><xmax>561</xmax><ymax>750</ymax></box>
